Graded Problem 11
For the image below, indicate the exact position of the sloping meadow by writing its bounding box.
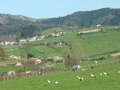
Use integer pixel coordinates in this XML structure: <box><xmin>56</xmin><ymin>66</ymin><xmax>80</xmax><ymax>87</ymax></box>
<box><xmin>0</xmin><ymin>63</ymin><xmax>120</xmax><ymax>90</ymax></box>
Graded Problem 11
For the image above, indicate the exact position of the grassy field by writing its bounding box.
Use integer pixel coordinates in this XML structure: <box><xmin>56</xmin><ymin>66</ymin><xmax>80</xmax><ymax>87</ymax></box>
<box><xmin>4</xmin><ymin>26</ymin><xmax>120</xmax><ymax>58</ymax></box>
<box><xmin>0</xmin><ymin>26</ymin><xmax>120</xmax><ymax>89</ymax></box>
<box><xmin>81</xmin><ymin>30</ymin><xmax>120</xmax><ymax>56</ymax></box>
<box><xmin>0</xmin><ymin>63</ymin><xmax>120</xmax><ymax>90</ymax></box>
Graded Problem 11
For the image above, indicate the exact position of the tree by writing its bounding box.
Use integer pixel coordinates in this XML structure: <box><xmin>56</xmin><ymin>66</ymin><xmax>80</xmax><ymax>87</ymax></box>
<box><xmin>15</xmin><ymin>36</ymin><xmax>21</xmax><ymax>42</ymax></box>
<box><xmin>61</xmin><ymin>42</ymin><xmax>82</xmax><ymax>67</ymax></box>
<box><xmin>24</xmin><ymin>44</ymin><xmax>32</xmax><ymax>52</ymax></box>
<box><xmin>0</xmin><ymin>47</ymin><xmax>7</xmax><ymax>61</ymax></box>
<box><xmin>0</xmin><ymin>47</ymin><xmax>6</xmax><ymax>56</ymax></box>
<box><xmin>27</xmin><ymin>52</ymin><xmax>35</xmax><ymax>58</ymax></box>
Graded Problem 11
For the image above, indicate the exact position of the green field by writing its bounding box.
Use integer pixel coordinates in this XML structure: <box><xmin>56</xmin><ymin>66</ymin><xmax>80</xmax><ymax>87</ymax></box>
<box><xmin>3</xmin><ymin>26</ymin><xmax>120</xmax><ymax>60</ymax></box>
<box><xmin>0</xmin><ymin>63</ymin><xmax>120</xmax><ymax>90</ymax></box>
<box><xmin>1</xmin><ymin>29</ymin><xmax>120</xmax><ymax>90</ymax></box>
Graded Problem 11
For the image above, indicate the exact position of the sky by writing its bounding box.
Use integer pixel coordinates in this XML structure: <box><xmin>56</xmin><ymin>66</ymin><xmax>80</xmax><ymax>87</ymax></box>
<box><xmin>0</xmin><ymin>0</ymin><xmax>120</xmax><ymax>19</ymax></box>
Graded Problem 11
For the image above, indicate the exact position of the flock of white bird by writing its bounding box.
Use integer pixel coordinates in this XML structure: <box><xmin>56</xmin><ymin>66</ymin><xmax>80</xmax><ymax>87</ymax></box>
<box><xmin>78</xmin><ymin>71</ymin><xmax>120</xmax><ymax>81</ymax></box>
<box><xmin>47</xmin><ymin>80</ymin><xmax>59</xmax><ymax>85</ymax></box>
<box><xmin>47</xmin><ymin>71</ymin><xmax>120</xmax><ymax>85</ymax></box>
<box><xmin>90</xmin><ymin>72</ymin><xmax>108</xmax><ymax>79</ymax></box>
<box><xmin>76</xmin><ymin>72</ymin><xmax>109</xmax><ymax>81</ymax></box>
<box><xmin>77</xmin><ymin>76</ymin><xmax>85</xmax><ymax>81</ymax></box>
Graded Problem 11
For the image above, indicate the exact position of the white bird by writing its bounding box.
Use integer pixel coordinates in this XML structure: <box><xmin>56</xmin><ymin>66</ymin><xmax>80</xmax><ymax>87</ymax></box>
<box><xmin>77</xmin><ymin>76</ymin><xmax>81</xmax><ymax>79</ymax></box>
<box><xmin>48</xmin><ymin>80</ymin><xmax>51</xmax><ymax>84</ymax></box>
<box><xmin>91</xmin><ymin>73</ymin><xmax>96</xmax><ymax>78</ymax></box>
<box><xmin>55</xmin><ymin>81</ymin><xmax>59</xmax><ymax>85</ymax></box>
<box><xmin>77</xmin><ymin>76</ymin><xmax>85</xmax><ymax>81</ymax></box>
<box><xmin>81</xmin><ymin>77</ymin><xmax>85</xmax><ymax>81</ymax></box>
<box><xmin>77</xmin><ymin>76</ymin><xmax>82</xmax><ymax>81</ymax></box>
<box><xmin>100</xmin><ymin>73</ymin><xmax>103</xmax><ymax>76</ymax></box>
<box><xmin>104</xmin><ymin>72</ymin><xmax>108</xmax><ymax>76</ymax></box>
<box><xmin>118</xmin><ymin>71</ymin><xmax>120</xmax><ymax>73</ymax></box>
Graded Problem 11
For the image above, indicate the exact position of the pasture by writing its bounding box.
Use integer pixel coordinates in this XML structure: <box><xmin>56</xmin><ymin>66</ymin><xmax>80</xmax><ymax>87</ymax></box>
<box><xmin>0</xmin><ymin>26</ymin><xmax>120</xmax><ymax>90</ymax></box>
<box><xmin>0</xmin><ymin>63</ymin><xmax>120</xmax><ymax>90</ymax></box>
<box><xmin>3</xmin><ymin>26</ymin><xmax>120</xmax><ymax>59</ymax></box>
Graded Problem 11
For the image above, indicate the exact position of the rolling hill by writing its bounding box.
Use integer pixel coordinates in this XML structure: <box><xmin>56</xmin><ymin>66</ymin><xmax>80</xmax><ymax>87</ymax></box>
<box><xmin>40</xmin><ymin>8</ymin><xmax>120</xmax><ymax>27</ymax></box>
<box><xmin>1</xmin><ymin>8</ymin><xmax>120</xmax><ymax>42</ymax></box>
<box><xmin>0</xmin><ymin>14</ymin><xmax>47</xmax><ymax>25</ymax></box>
<box><xmin>4</xmin><ymin>26</ymin><xmax>120</xmax><ymax>59</ymax></box>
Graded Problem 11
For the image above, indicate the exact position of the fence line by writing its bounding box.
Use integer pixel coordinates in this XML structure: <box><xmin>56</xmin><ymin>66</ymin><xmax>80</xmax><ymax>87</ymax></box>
<box><xmin>82</xmin><ymin>59</ymin><xmax>120</xmax><ymax>69</ymax></box>
<box><xmin>0</xmin><ymin>67</ymin><xmax>71</xmax><ymax>81</ymax></box>
<box><xmin>1</xmin><ymin>60</ymin><xmax>120</xmax><ymax>81</ymax></box>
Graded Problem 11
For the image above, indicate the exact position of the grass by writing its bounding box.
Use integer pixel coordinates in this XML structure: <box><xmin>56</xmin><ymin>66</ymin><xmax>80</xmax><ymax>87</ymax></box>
<box><xmin>2</xmin><ymin>26</ymin><xmax>120</xmax><ymax>60</ymax></box>
<box><xmin>80</xmin><ymin>30</ymin><xmax>120</xmax><ymax>56</ymax></box>
<box><xmin>0</xmin><ymin>66</ymin><xmax>24</xmax><ymax>75</ymax></box>
<box><xmin>1</xmin><ymin>26</ymin><xmax>120</xmax><ymax>89</ymax></box>
<box><xmin>0</xmin><ymin>63</ymin><xmax>120</xmax><ymax>90</ymax></box>
<box><xmin>29</xmin><ymin>45</ymin><xmax>63</xmax><ymax>58</ymax></box>
<box><xmin>0</xmin><ymin>60</ymin><xmax>22</xmax><ymax>66</ymax></box>
<box><xmin>42</xmin><ymin>27</ymin><xmax>62</xmax><ymax>35</ymax></box>
<box><xmin>1</xmin><ymin>27</ymin><xmax>120</xmax><ymax>78</ymax></box>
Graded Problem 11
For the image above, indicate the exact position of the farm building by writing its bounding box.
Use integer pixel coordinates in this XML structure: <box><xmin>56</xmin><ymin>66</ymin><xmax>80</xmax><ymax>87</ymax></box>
<box><xmin>35</xmin><ymin>58</ymin><xmax>43</xmax><ymax>64</ymax></box>
<box><xmin>10</xmin><ymin>55</ymin><xmax>21</xmax><ymax>60</ymax></box>
<box><xmin>2</xmin><ymin>71</ymin><xmax>16</xmax><ymax>76</ymax></box>
<box><xmin>15</xmin><ymin>62</ymin><xmax>23</xmax><ymax>66</ymax></box>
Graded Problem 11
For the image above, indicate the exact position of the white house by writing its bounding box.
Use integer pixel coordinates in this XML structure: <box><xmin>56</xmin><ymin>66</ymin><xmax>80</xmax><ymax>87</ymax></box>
<box><xmin>51</xmin><ymin>33</ymin><xmax>62</xmax><ymax>37</ymax></box>
<box><xmin>4</xmin><ymin>41</ymin><xmax>11</xmax><ymax>45</ymax></box>
<box><xmin>15</xmin><ymin>62</ymin><xmax>23</xmax><ymax>66</ymax></box>
<box><xmin>20</xmin><ymin>39</ymin><xmax>27</xmax><ymax>43</ymax></box>
<box><xmin>35</xmin><ymin>58</ymin><xmax>43</xmax><ymax>64</ymax></box>
<box><xmin>0</xmin><ymin>42</ymin><xmax>4</xmax><ymax>45</ymax></box>
<box><xmin>10</xmin><ymin>55</ymin><xmax>21</xmax><ymax>60</ymax></box>
<box><xmin>2</xmin><ymin>71</ymin><xmax>16</xmax><ymax>76</ymax></box>
<box><xmin>97</xmin><ymin>24</ymin><xmax>101</xmax><ymax>27</ymax></box>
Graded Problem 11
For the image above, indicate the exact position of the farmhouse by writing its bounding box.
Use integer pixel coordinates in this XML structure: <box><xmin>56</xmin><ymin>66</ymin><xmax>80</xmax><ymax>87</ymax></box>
<box><xmin>27</xmin><ymin>36</ymin><xmax>38</xmax><ymax>42</ymax></box>
<box><xmin>53</xmin><ymin>56</ymin><xmax>64</xmax><ymax>63</ymax></box>
<box><xmin>39</xmin><ymin>35</ymin><xmax>45</xmax><ymax>40</ymax></box>
<box><xmin>28</xmin><ymin>57</ymin><xmax>43</xmax><ymax>64</ymax></box>
<box><xmin>20</xmin><ymin>39</ymin><xmax>27</xmax><ymax>43</ymax></box>
<box><xmin>10</xmin><ymin>55</ymin><xmax>21</xmax><ymax>60</ymax></box>
<box><xmin>0</xmin><ymin>41</ymin><xmax>15</xmax><ymax>45</ymax></box>
<box><xmin>97</xmin><ymin>24</ymin><xmax>101</xmax><ymax>27</ymax></box>
<box><xmin>51</xmin><ymin>32</ymin><xmax>63</xmax><ymax>37</ymax></box>
<box><xmin>15</xmin><ymin>62</ymin><xmax>23</xmax><ymax>66</ymax></box>
<box><xmin>35</xmin><ymin>58</ymin><xmax>43</xmax><ymax>64</ymax></box>
<box><xmin>2</xmin><ymin>71</ymin><xmax>16</xmax><ymax>76</ymax></box>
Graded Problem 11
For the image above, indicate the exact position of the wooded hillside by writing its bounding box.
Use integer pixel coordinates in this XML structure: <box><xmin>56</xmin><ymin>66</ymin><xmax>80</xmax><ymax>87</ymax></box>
<box><xmin>0</xmin><ymin>8</ymin><xmax>120</xmax><ymax>41</ymax></box>
<box><xmin>41</xmin><ymin>8</ymin><xmax>120</xmax><ymax>27</ymax></box>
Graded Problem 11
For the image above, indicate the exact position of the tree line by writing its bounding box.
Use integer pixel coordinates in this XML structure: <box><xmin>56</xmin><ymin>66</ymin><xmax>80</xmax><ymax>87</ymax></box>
<box><xmin>0</xmin><ymin>23</ymin><xmax>55</xmax><ymax>42</ymax></box>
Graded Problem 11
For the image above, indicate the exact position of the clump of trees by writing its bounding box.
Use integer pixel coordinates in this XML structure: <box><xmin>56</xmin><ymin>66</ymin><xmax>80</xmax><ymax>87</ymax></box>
<box><xmin>0</xmin><ymin>47</ymin><xmax>8</xmax><ymax>61</ymax></box>
<box><xmin>62</xmin><ymin>42</ymin><xmax>82</xmax><ymax>67</ymax></box>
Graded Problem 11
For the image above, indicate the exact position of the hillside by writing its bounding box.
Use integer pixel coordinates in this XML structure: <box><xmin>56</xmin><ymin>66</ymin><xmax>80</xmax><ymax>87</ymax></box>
<box><xmin>4</xmin><ymin>26</ymin><xmax>120</xmax><ymax>59</ymax></box>
<box><xmin>1</xmin><ymin>8</ymin><xmax>120</xmax><ymax>42</ymax></box>
<box><xmin>0</xmin><ymin>14</ymin><xmax>47</xmax><ymax>25</ymax></box>
<box><xmin>41</xmin><ymin>8</ymin><xmax>120</xmax><ymax>27</ymax></box>
<box><xmin>0</xmin><ymin>14</ymin><xmax>53</xmax><ymax>42</ymax></box>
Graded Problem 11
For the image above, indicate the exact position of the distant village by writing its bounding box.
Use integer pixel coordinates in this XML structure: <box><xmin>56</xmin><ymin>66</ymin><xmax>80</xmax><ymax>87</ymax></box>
<box><xmin>0</xmin><ymin>31</ymin><xmax>63</xmax><ymax>46</ymax></box>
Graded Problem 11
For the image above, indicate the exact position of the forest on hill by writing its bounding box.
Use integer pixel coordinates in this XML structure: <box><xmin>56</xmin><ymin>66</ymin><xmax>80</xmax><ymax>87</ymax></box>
<box><xmin>41</xmin><ymin>8</ymin><xmax>120</xmax><ymax>27</ymax></box>
<box><xmin>0</xmin><ymin>8</ymin><xmax>120</xmax><ymax>42</ymax></box>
